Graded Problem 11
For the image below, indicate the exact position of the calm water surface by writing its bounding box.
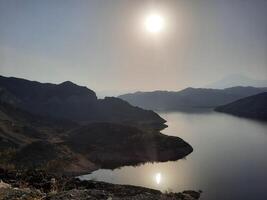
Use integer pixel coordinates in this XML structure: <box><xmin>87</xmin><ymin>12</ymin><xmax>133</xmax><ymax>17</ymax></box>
<box><xmin>80</xmin><ymin>111</ymin><xmax>267</xmax><ymax>200</ymax></box>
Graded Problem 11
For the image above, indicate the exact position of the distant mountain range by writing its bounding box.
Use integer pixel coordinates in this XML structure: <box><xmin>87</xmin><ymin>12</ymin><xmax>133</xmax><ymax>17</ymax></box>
<box><xmin>0</xmin><ymin>75</ymin><xmax>165</xmax><ymax>130</ymax></box>
<box><xmin>119</xmin><ymin>86</ymin><xmax>267</xmax><ymax>111</ymax></box>
<box><xmin>205</xmin><ymin>74</ymin><xmax>267</xmax><ymax>89</ymax></box>
<box><xmin>215</xmin><ymin>92</ymin><xmax>267</xmax><ymax>121</ymax></box>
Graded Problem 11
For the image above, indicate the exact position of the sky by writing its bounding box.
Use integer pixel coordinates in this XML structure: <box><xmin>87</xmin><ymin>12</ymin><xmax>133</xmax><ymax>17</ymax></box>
<box><xmin>0</xmin><ymin>0</ymin><xmax>266</xmax><ymax>95</ymax></box>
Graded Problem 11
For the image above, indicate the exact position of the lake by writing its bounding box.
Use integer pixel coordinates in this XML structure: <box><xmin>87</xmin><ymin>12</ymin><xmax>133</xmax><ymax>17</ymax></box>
<box><xmin>80</xmin><ymin>110</ymin><xmax>267</xmax><ymax>200</ymax></box>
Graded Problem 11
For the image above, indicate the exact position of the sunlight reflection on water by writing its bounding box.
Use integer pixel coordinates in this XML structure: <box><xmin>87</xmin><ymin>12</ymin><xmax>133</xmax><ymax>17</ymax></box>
<box><xmin>80</xmin><ymin>111</ymin><xmax>267</xmax><ymax>200</ymax></box>
<box><xmin>155</xmin><ymin>172</ymin><xmax>161</xmax><ymax>184</ymax></box>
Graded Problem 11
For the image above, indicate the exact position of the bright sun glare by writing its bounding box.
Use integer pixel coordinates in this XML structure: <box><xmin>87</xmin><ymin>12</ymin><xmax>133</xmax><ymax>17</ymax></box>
<box><xmin>145</xmin><ymin>14</ymin><xmax>164</xmax><ymax>33</ymax></box>
<box><xmin>155</xmin><ymin>173</ymin><xmax>161</xmax><ymax>184</ymax></box>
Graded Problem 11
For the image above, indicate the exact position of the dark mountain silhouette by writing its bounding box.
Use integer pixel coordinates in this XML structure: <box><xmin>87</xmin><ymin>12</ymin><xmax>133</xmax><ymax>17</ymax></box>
<box><xmin>118</xmin><ymin>87</ymin><xmax>267</xmax><ymax>111</ymax></box>
<box><xmin>67</xmin><ymin>122</ymin><xmax>192</xmax><ymax>169</ymax></box>
<box><xmin>0</xmin><ymin>75</ymin><xmax>192</xmax><ymax>174</ymax></box>
<box><xmin>0</xmin><ymin>75</ymin><xmax>165</xmax><ymax>129</ymax></box>
<box><xmin>215</xmin><ymin>92</ymin><xmax>267</xmax><ymax>120</ymax></box>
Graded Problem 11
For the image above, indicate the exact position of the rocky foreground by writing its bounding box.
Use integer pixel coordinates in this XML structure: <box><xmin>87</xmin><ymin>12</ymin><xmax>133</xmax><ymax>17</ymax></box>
<box><xmin>0</xmin><ymin>168</ymin><xmax>201</xmax><ymax>200</ymax></box>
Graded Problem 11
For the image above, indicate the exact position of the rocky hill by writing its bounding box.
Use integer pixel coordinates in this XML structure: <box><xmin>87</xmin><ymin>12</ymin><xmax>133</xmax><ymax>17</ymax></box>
<box><xmin>0</xmin><ymin>75</ymin><xmax>165</xmax><ymax>129</ymax></box>
<box><xmin>0</xmin><ymin>101</ymin><xmax>192</xmax><ymax>175</ymax></box>
<box><xmin>67</xmin><ymin>123</ymin><xmax>192</xmax><ymax>169</ymax></box>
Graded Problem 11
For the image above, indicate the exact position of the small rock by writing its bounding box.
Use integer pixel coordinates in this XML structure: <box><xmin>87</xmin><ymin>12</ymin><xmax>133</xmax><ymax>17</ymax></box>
<box><xmin>183</xmin><ymin>190</ymin><xmax>201</xmax><ymax>199</ymax></box>
<box><xmin>0</xmin><ymin>180</ymin><xmax>11</xmax><ymax>189</ymax></box>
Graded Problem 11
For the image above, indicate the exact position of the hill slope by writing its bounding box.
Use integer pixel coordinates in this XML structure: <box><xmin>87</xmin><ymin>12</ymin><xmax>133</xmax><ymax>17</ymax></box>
<box><xmin>67</xmin><ymin>123</ymin><xmax>192</xmax><ymax>169</ymax></box>
<box><xmin>0</xmin><ymin>102</ymin><xmax>192</xmax><ymax>174</ymax></box>
<box><xmin>0</xmin><ymin>75</ymin><xmax>165</xmax><ymax>129</ymax></box>
<box><xmin>215</xmin><ymin>92</ymin><xmax>267</xmax><ymax>120</ymax></box>
<box><xmin>119</xmin><ymin>87</ymin><xmax>267</xmax><ymax>111</ymax></box>
<box><xmin>0</xmin><ymin>101</ymin><xmax>76</xmax><ymax>149</ymax></box>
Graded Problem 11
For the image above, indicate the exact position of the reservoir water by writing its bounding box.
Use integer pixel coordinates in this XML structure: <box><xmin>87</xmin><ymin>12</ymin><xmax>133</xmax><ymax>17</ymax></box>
<box><xmin>80</xmin><ymin>110</ymin><xmax>267</xmax><ymax>200</ymax></box>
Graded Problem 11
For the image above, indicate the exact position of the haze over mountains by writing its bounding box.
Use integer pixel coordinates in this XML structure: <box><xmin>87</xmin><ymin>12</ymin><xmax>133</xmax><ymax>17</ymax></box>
<box><xmin>0</xmin><ymin>74</ymin><xmax>266</xmax><ymax>200</ymax></box>
<box><xmin>1</xmin><ymin>74</ymin><xmax>266</xmax><ymax>174</ymax></box>
<box><xmin>206</xmin><ymin>74</ymin><xmax>267</xmax><ymax>89</ymax></box>
<box><xmin>119</xmin><ymin>87</ymin><xmax>267</xmax><ymax>111</ymax></box>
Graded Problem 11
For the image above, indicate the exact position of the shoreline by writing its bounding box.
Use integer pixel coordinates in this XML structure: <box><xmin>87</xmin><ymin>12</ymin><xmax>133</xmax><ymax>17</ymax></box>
<box><xmin>0</xmin><ymin>168</ymin><xmax>201</xmax><ymax>200</ymax></box>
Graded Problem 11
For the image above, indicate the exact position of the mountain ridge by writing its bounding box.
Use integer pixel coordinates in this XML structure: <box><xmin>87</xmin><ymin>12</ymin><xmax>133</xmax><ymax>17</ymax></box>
<box><xmin>0</xmin><ymin>75</ymin><xmax>165</xmax><ymax>129</ymax></box>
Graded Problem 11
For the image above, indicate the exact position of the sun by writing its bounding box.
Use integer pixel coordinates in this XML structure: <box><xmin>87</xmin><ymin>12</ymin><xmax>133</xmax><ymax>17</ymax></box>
<box><xmin>145</xmin><ymin>14</ymin><xmax>164</xmax><ymax>33</ymax></box>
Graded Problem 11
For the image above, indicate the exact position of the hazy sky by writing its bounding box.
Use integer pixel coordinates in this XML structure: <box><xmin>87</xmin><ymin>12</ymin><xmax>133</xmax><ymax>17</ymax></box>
<box><xmin>0</xmin><ymin>0</ymin><xmax>266</xmax><ymax>95</ymax></box>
